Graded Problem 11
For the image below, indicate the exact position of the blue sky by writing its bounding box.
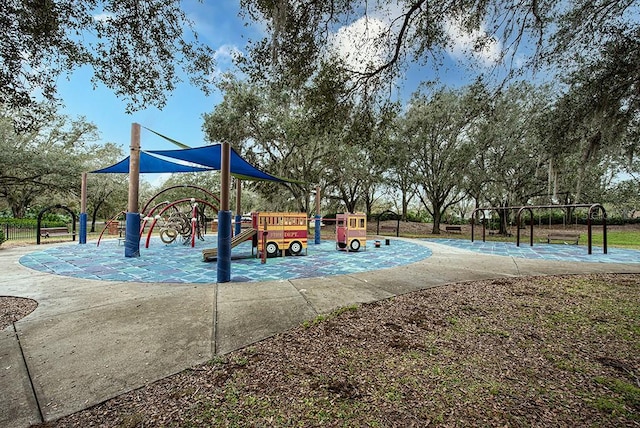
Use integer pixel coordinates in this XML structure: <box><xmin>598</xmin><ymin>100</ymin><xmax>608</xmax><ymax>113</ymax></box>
<box><xmin>57</xmin><ymin>1</ymin><xmax>265</xmax><ymax>156</ymax></box>
<box><xmin>56</xmin><ymin>1</ymin><xmax>511</xmax><ymax>169</ymax></box>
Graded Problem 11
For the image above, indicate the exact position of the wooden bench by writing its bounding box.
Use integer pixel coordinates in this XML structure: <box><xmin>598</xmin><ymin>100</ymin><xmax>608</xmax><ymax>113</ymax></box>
<box><xmin>40</xmin><ymin>227</ymin><xmax>70</xmax><ymax>238</ymax></box>
<box><xmin>445</xmin><ymin>226</ymin><xmax>462</xmax><ymax>233</ymax></box>
<box><xmin>488</xmin><ymin>230</ymin><xmax>513</xmax><ymax>237</ymax></box>
<box><xmin>546</xmin><ymin>233</ymin><xmax>580</xmax><ymax>245</ymax></box>
<box><xmin>379</xmin><ymin>225</ymin><xmax>397</xmax><ymax>235</ymax></box>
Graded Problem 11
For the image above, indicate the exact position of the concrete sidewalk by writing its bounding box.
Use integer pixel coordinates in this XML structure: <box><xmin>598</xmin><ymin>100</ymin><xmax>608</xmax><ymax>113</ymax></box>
<box><xmin>1</xmin><ymin>240</ymin><xmax>639</xmax><ymax>427</ymax></box>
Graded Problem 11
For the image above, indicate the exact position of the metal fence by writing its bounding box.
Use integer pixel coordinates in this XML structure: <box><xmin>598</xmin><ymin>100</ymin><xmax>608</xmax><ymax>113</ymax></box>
<box><xmin>1</xmin><ymin>224</ymin><xmax>39</xmax><ymax>241</ymax></box>
<box><xmin>0</xmin><ymin>223</ymin><xmax>74</xmax><ymax>242</ymax></box>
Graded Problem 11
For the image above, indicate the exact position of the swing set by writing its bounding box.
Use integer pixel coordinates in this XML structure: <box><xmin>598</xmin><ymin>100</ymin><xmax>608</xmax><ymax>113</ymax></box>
<box><xmin>471</xmin><ymin>203</ymin><xmax>608</xmax><ymax>254</ymax></box>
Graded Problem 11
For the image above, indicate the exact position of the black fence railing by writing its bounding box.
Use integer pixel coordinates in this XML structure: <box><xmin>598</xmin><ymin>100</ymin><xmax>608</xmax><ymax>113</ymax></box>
<box><xmin>0</xmin><ymin>223</ymin><xmax>74</xmax><ymax>242</ymax></box>
<box><xmin>1</xmin><ymin>224</ymin><xmax>39</xmax><ymax>241</ymax></box>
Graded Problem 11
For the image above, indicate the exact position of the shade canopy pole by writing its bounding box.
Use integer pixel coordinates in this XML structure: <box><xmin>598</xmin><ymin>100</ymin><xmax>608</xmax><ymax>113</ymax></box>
<box><xmin>235</xmin><ymin>178</ymin><xmax>242</xmax><ymax>236</ymax></box>
<box><xmin>217</xmin><ymin>141</ymin><xmax>232</xmax><ymax>282</ymax></box>
<box><xmin>125</xmin><ymin>123</ymin><xmax>141</xmax><ymax>257</ymax></box>
<box><xmin>79</xmin><ymin>172</ymin><xmax>88</xmax><ymax>244</ymax></box>
<box><xmin>314</xmin><ymin>185</ymin><xmax>321</xmax><ymax>244</ymax></box>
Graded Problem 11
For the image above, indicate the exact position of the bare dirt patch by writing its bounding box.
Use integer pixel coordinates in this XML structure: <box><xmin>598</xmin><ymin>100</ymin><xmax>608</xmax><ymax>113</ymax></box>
<box><xmin>40</xmin><ymin>274</ymin><xmax>640</xmax><ymax>427</ymax></box>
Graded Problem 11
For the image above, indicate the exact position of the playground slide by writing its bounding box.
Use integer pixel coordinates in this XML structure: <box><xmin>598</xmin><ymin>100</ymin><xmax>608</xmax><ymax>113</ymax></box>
<box><xmin>202</xmin><ymin>228</ymin><xmax>257</xmax><ymax>262</ymax></box>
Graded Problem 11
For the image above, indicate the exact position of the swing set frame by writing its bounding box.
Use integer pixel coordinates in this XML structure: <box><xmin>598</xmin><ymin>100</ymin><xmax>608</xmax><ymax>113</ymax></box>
<box><xmin>471</xmin><ymin>203</ymin><xmax>607</xmax><ymax>255</ymax></box>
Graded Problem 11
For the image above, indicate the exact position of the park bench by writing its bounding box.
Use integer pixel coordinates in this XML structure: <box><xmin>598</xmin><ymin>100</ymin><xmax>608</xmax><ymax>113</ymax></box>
<box><xmin>445</xmin><ymin>225</ymin><xmax>462</xmax><ymax>233</ymax></box>
<box><xmin>546</xmin><ymin>233</ymin><xmax>580</xmax><ymax>245</ymax></box>
<box><xmin>488</xmin><ymin>229</ymin><xmax>513</xmax><ymax>237</ymax></box>
<box><xmin>379</xmin><ymin>225</ymin><xmax>397</xmax><ymax>235</ymax></box>
<box><xmin>40</xmin><ymin>227</ymin><xmax>70</xmax><ymax>238</ymax></box>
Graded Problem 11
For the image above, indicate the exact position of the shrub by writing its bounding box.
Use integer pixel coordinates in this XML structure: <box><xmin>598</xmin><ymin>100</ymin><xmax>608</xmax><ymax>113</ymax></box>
<box><xmin>374</xmin><ymin>211</ymin><xmax>402</xmax><ymax>221</ymax></box>
<box><xmin>0</xmin><ymin>218</ymin><xmax>67</xmax><ymax>228</ymax></box>
<box><xmin>406</xmin><ymin>210</ymin><xmax>431</xmax><ymax>223</ymax></box>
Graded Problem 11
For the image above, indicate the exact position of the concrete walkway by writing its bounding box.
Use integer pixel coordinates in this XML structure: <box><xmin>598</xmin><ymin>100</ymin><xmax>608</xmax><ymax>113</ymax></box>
<box><xmin>1</xmin><ymin>239</ymin><xmax>639</xmax><ymax>427</ymax></box>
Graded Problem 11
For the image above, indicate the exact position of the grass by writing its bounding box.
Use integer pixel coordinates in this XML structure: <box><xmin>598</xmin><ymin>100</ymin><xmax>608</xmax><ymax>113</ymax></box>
<box><xmin>588</xmin><ymin>230</ymin><xmax>640</xmax><ymax>250</ymax></box>
<box><xmin>593</xmin><ymin>377</ymin><xmax>640</xmax><ymax>420</ymax></box>
<box><xmin>301</xmin><ymin>304</ymin><xmax>359</xmax><ymax>328</ymax></box>
<box><xmin>404</xmin><ymin>228</ymin><xmax>640</xmax><ymax>250</ymax></box>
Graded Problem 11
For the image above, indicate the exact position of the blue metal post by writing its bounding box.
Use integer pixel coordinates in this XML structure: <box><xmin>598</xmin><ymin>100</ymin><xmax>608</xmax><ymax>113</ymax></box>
<box><xmin>234</xmin><ymin>214</ymin><xmax>242</xmax><ymax>236</ymax></box>
<box><xmin>234</xmin><ymin>178</ymin><xmax>242</xmax><ymax>237</ymax></box>
<box><xmin>217</xmin><ymin>210</ymin><xmax>232</xmax><ymax>282</ymax></box>
<box><xmin>217</xmin><ymin>141</ymin><xmax>232</xmax><ymax>283</ymax></box>
<box><xmin>314</xmin><ymin>185</ymin><xmax>321</xmax><ymax>244</ymax></box>
<box><xmin>79</xmin><ymin>172</ymin><xmax>87</xmax><ymax>244</ymax></box>
<box><xmin>79</xmin><ymin>212</ymin><xmax>87</xmax><ymax>244</ymax></box>
<box><xmin>314</xmin><ymin>214</ymin><xmax>321</xmax><ymax>244</ymax></box>
<box><xmin>125</xmin><ymin>123</ymin><xmax>141</xmax><ymax>258</ymax></box>
<box><xmin>124</xmin><ymin>212</ymin><xmax>140</xmax><ymax>257</ymax></box>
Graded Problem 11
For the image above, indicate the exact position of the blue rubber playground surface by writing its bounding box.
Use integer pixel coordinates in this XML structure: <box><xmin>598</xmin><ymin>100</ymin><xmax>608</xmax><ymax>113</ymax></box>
<box><xmin>19</xmin><ymin>237</ymin><xmax>640</xmax><ymax>284</ymax></box>
<box><xmin>19</xmin><ymin>237</ymin><xmax>433</xmax><ymax>284</ymax></box>
<box><xmin>429</xmin><ymin>238</ymin><xmax>640</xmax><ymax>264</ymax></box>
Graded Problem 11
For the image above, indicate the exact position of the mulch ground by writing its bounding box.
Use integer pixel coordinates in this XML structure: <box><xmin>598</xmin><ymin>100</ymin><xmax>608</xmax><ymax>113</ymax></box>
<box><xmin>22</xmin><ymin>273</ymin><xmax>639</xmax><ymax>427</ymax></box>
<box><xmin>0</xmin><ymin>297</ymin><xmax>37</xmax><ymax>330</ymax></box>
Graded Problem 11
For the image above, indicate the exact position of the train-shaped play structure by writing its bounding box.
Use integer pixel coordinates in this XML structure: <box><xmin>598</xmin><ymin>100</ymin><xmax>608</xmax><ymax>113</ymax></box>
<box><xmin>202</xmin><ymin>211</ymin><xmax>368</xmax><ymax>261</ymax></box>
<box><xmin>336</xmin><ymin>212</ymin><xmax>367</xmax><ymax>252</ymax></box>
<box><xmin>202</xmin><ymin>211</ymin><xmax>309</xmax><ymax>261</ymax></box>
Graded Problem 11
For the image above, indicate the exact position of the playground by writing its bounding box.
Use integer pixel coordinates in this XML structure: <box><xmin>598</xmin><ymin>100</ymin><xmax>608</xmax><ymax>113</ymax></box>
<box><xmin>22</xmin><ymin>125</ymin><xmax>636</xmax><ymax>285</ymax></box>
<box><xmin>19</xmin><ymin>237</ymin><xmax>432</xmax><ymax>283</ymax></box>
<box><xmin>18</xmin><ymin>231</ymin><xmax>640</xmax><ymax>285</ymax></box>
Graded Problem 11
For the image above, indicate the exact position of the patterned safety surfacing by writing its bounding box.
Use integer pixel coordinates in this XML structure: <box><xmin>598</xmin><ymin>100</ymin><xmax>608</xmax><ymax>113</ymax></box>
<box><xmin>428</xmin><ymin>238</ymin><xmax>640</xmax><ymax>264</ymax></box>
<box><xmin>19</xmin><ymin>237</ymin><xmax>432</xmax><ymax>284</ymax></box>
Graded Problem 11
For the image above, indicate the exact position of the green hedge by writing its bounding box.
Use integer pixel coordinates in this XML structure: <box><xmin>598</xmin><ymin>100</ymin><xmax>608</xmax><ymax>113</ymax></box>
<box><xmin>0</xmin><ymin>218</ymin><xmax>68</xmax><ymax>228</ymax></box>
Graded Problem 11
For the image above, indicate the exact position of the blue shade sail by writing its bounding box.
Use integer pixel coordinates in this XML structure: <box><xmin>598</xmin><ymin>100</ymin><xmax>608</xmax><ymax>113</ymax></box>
<box><xmin>149</xmin><ymin>145</ymin><xmax>287</xmax><ymax>182</ymax></box>
<box><xmin>91</xmin><ymin>151</ymin><xmax>213</xmax><ymax>174</ymax></box>
<box><xmin>92</xmin><ymin>145</ymin><xmax>296</xmax><ymax>183</ymax></box>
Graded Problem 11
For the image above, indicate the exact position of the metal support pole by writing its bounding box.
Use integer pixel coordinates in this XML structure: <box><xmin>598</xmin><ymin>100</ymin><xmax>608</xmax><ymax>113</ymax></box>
<box><xmin>314</xmin><ymin>185</ymin><xmax>321</xmax><ymax>244</ymax></box>
<box><xmin>217</xmin><ymin>141</ymin><xmax>232</xmax><ymax>282</ymax></box>
<box><xmin>79</xmin><ymin>172</ymin><xmax>87</xmax><ymax>244</ymax></box>
<box><xmin>125</xmin><ymin>123</ymin><xmax>141</xmax><ymax>257</ymax></box>
<box><xmin>235</xmin><ymin>179</ymin><xmax>242</xmax><ymax>236</ymax></box>
<box><xmin>587</xmin><ymin>211</ymin><xmax>593</xmax><ymax>255</ymax></box>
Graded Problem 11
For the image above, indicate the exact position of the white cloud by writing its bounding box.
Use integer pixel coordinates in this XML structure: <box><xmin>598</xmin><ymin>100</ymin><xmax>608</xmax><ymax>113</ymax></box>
<box><xmin>328</xmin><ymin>7</ymin><xmax>502</xmax><ymax>75</ymax></box>
<box><xmin>328</xmin><ymin>17</ymin><xmax>390</xmax><ymax>73</ymax></box>
<box><xmin>214</xmin><ymin>44</ymin><xmax>242</xmax><ymax>63</ymax></box>
<box><xmin>444</xmin><ymin>16</ymin><xmax>502</xmax><ymax>67</ymax></box>
<box><xmin>209</xmin><ymin>44</ymin><xmax>243</xmax><ymax>81</ymax></box>
<box><xmin>93</xmin><ymin>12</ymin><xmax>114</xmax><ymax>22</ymax></box>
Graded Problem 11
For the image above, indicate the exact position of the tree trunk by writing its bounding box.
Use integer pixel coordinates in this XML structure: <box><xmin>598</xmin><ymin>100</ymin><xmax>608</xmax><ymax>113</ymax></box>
<box><xmin>364</xmin><ymin>192</ymin><xmax>373</xmax><ymax>217</ymax></box>
<box><xmin>91</xmin><ymin>209</ymin><xmax>99</xmax><ymax>233</ymax></box>
<box><xmin>11</xmin><ymin>205</ymin><xmax>25</xmax><ymax>219</ymax></box>
<box><xmin>90</xmin><ymin>200</ymin><xmax>106</xmax><ymax>233</ymax></box>
<box><xmin>345</xmin><ymin>198</ymin><xmax>357</xmax><ymax>213</ymax></box>
<box><xmin>497</xmin><ymin>207</ymin><xmax>510</xmax><ymax>235</ymax></box>
<box><xmin>401</xmin><ymin>190</ymin><xmax>409</xmax><ymax>221</ymax></box>
<box><xmin>431</xmin><ymin>208</ymin><xmax>442</xmax><ymax>234</ymax></box>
